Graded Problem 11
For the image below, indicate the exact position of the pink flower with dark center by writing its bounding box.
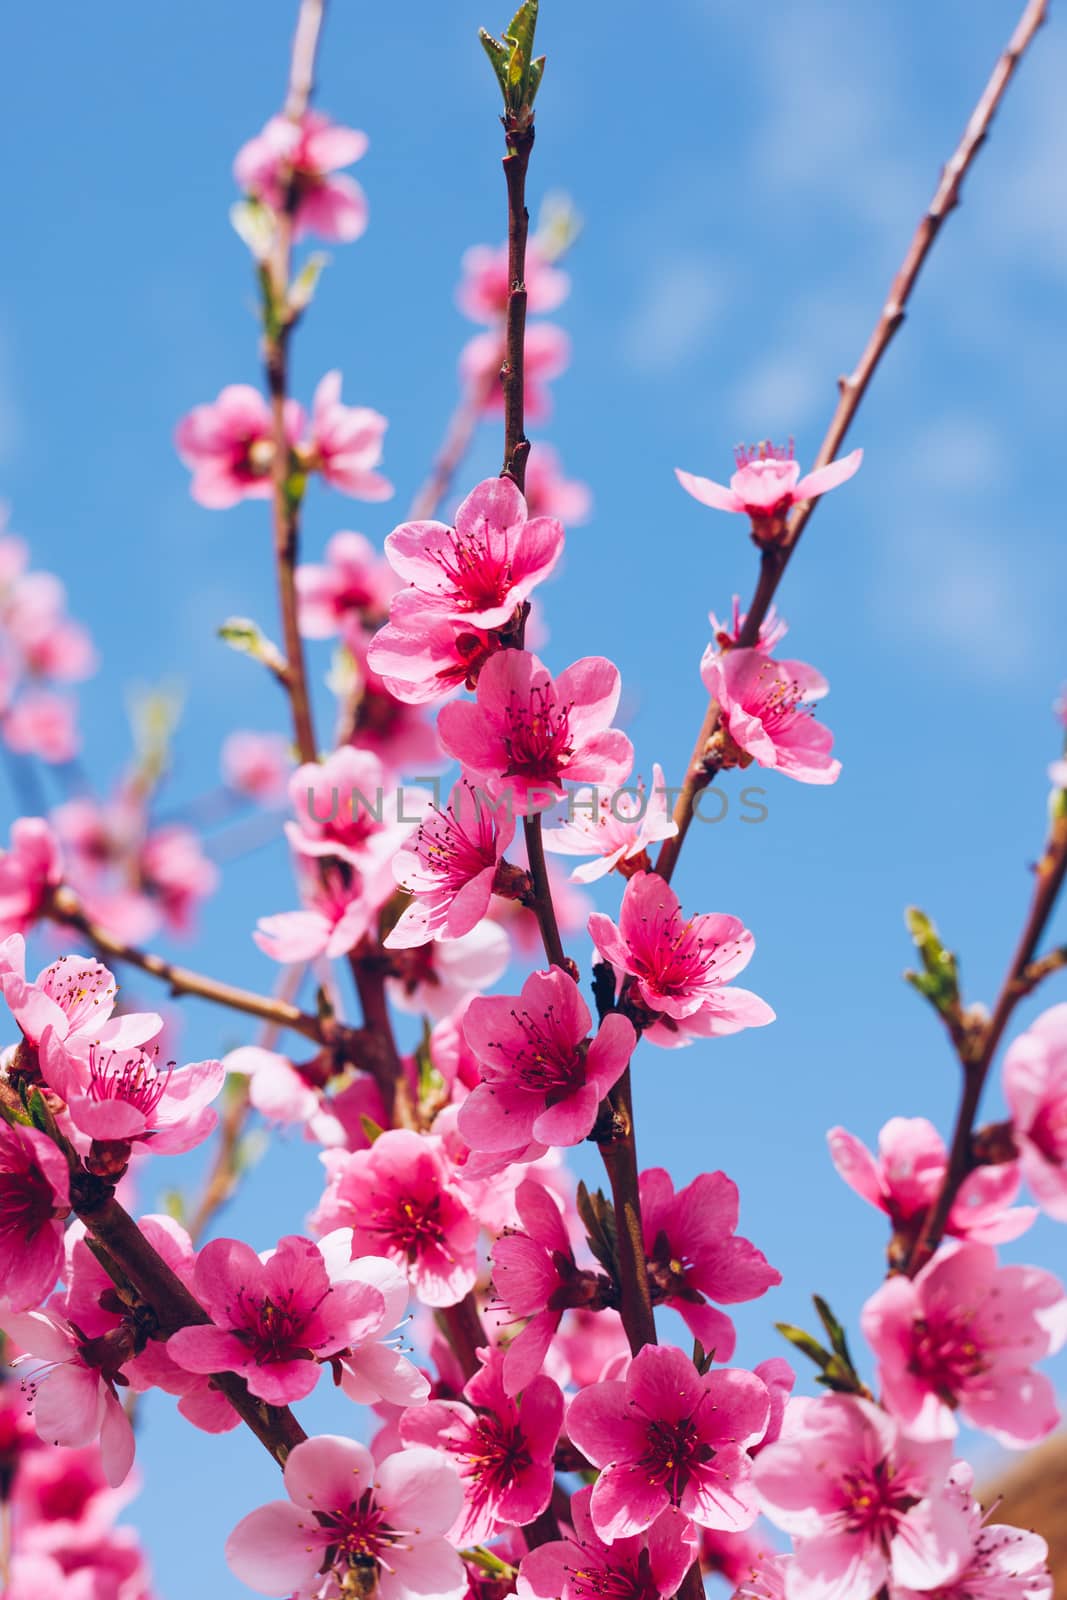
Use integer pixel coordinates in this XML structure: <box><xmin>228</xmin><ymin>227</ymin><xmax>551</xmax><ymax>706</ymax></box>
<box><xmin>457</xmin><ymin>241</ymin><xmax>569</xmax><ymax>323</ymax></box>
<box><xmin>305</xmin><ymin>372</ymin><xmax>393</xmax><ymax>501</ymax></box>
<box><xmin>523</xmin><ymin>442</ymin><xmax>592</xmax><ymax>525</ymax></box>
<box><xmin>387</xmin><ymin>919</ymin><xmax>511</xmax><ymax>1023</ymax></box>
<box><xmin>0</xmin><ymin>937</ymin><xmax>160</xmax><ymax>1055</ymax></box>
<box><xmin>438</xmin><ymin>649</ymin><xmax>633</xmax><ymax>817</ymax></box>
<box><xmin>639</xmin><ymin>1168</ymin><xmax>781</xmax><ymax>1357</ymax></box>
<box><xmin>222</xmin><ymin>730</ymin><xmax>292</xmax><ymax>801</ymax></box>
<box><xmin>385</xmin><ymin>780</ymin><xmax>515</xmax><ymax>950</ymax></box>
<box><xmin>542</xmin><ymin>764</ymin><xmax>678</xmax><ymax>883</ymax></box>
<box><xmin>41</xmin><ymin>1035</ymin><xmax>223</xmax><ymax>1155</ymax></box>
<box><xmin>254</xmin><ymin>862</ymin><xmax>373</xmax><ymax>963</ymax></box>
<box><xmin>286</xmin><ymin>745</ymin><xmax>418</xmax><ymax>890</ymax></box>
<box><xmin>166</xmin><ymin>1233</ymin><xmax>389</xmax><ymax>1406</ymax></box>
<box><xmin>517</xmin><ymin>1484</ymin><xmax>697</xmax><ymax>1600</ymax></box>
<box><xmin>701</xmin><ymin>649</ymin><xmax>840</xmax><ymax>786</ymax></box>
<box><xmin>0</xmin><ymin>1122</ymin><xmax>70</xmax><ymax>1312</ymax></box>
<box><xmin>828</xmin><ymin>1117</ymin><xmax>1035</xmax><ymax>1245</ymax></box>
<box><xmin>1003</xmin><ymin>1003</ymin><xmax>1067</xmax><ymax>1221</ymax></box>
<box><xmin>459</xmin><ymin>967</ymin><xmax>635</xmax><ymax>1151</ymax></box>
<box><xmin>567</xmin><ymin>1345</ymin><xmax>770</xmax><ymax>1539</ymax></box>
<box><xmin>234</xmin><ymin>112</ymin><xmax>369</xmax><ymax>242</ymax></box>
<box><xmin>4</xmin><ymin>1308</ymin><xmax>135</xmax><ymax>1487</ymax></box>
<box><xmin>460</xmin><ymin>323</ymin><xmax>571</xmax><ymax>422</ymax></box>
<box><xmin>0</xmin><ymin>818</ymin><xmax>61</xmax><ymax>938</ymax></box>
<box><xmin>892</xmin><ymin>1463</ymin><xmax>1051</xmax><ymax>1600</ymax></box>
<box><xmin>588</xmin><ymin>870</ymin><xmax>774</xmax><ymax>1046</ymax></box>
<box><xmin>400</xmin><ymin>1347</ymin><xmax>563</xmax><ymax>1545</ymax></box>
<box><xmin>175</xmin><ymin>384</ymin><xmax>304</xmax><ymax>509</ymax></box>
<box><xmin>138</xmin><ymin>824</ymin><xmax>218</xmax><ymax>935</ymax></box>
<box><xmin>861</xmin><ymin>1240</ymin><xmax>1067</xmax><ymax>1448</ymax></box>
<box><xmin>365</xmin><ymin>589</ymin><xmax>502</xmax><ymax>705</ymax></box>
<box><xmin>225</xmin><ymin>1435</ymin><xmax>465</xmax><ymax>1600</ymax></box>
<box><xmin>311</xmin><ymin>1129</ymin><xmax>480</xmax><ymax>1307</ymax></box>
<box><xmin>296</xmin><ymin>530</ymin><xmax>395</xmax><ymax>639</ymax></box>
<box><xmin>384</xmin><ymin>476</ymin><xmax>564</xmax><ymax>630</ymax></box>
<box><xmin>752</xmin><ymin>1394</ymin><xmax>973</xmax><ymax>1600</ymax></box>
<box><xmin>709</xmin><ymin>596</ymin><xmax>788</xmax><ymax>654</ymax></box>
<box><xmin>676</xmin><ymin>441</ymin><xmax>862</xmax><ymax>543</ymax></box>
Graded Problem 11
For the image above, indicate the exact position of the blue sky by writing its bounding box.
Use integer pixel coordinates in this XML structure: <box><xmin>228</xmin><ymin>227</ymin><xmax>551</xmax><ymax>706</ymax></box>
<box><xmin>3</xmin><ymin>0</ymin><xmax>1067</xmax><ymax>1593</ymax></box>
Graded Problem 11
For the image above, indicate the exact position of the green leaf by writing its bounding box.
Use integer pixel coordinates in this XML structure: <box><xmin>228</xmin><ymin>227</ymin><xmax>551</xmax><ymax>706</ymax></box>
<box><xmin>218</xmin><ymin>617</ymin><xmax>287</xmax><ymax>679</ymax></box>
<box><xmin>0</xmin><ymin>1091</ymin><xmax>32</xmax><ymax>1129</ymax></box>
<box><xmin>504</xmin><ymin>0</ymin><xmax>539</xmax><ymax>71</ymax></box>
<box><xmin>289</xmin><ymin>252</ymin><xmax>329</xmax><ymax>316</ymax></box>
<box><xmin>27</xmin><ymin>1087</ymin><xmax>61</xmax><ymax>1141</ymax></box>
<box><xmin>161</xmin><ymin>1189</ymin><xmax>187</xmax><ymax>1224</ymax></box>
<box><xmin>359</xmin><ymin>1113</ymin><xmax>384</xmax><ymax>1145</ymax></box>
<box><xmin>479</xmin><ymin>27</ymin><xmax>511</xmax><ymax>95</ymax></box>
<box><xmin>576</xmin><ymin>1180</ymin><xmax>618</xmax><ymax>1279</ymax></box>
<box><xmin>904</xmin><ymin>906</ymin><xmax>960</xmax><ymax>1013</ymax></box>
<box><xmin>775</xmin><ymin>1321</ymin><xmax>834</xmax><ymax>1372</ymax></box>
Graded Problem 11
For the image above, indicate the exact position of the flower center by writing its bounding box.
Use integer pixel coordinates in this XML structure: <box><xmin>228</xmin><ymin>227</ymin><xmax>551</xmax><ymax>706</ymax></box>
<box><xmin>87</xmin><ymin>1045</ymin><xmax>171</xmax><ymax>1118</ymax></box>
<box><xmin>372</xmin><ymin>1193</ymin><xmax>446</xmax><ymax>1262</ymax></box>
<box><xmin>431</xmin><ymin>521</ymin><xmax>513</xmax><ymax>612</ymax></box>
<box><xmin>839</xmin><ymin>1459</ymin><xmax>921</xmax><ymax>1543</ymax></box>
<box><xmin>460</xmin><ymin>1412</ymin><xmax>533</xmax><ymax>1508</ymax></box>
<box><xmin>1030</xmin><ymin>1095</ymin><xmax>1067</xmax><ymax>1166</ymax></box>
<box><xmin>502</xmin><ymin>685</ymin><xmax>574</xmax><ymax>782</ymax></box>
<box><xmin>0</xmin><ymin>1160</ymin><xmax>54</xmax><ymax>1242</ymax></box>
<box><xmin>234</xmin><ymin>1287</ymin><xmax>325</xmax><ymax>1363</ymax></box>
<box><xmin>318</xmin><ymin>1489</ymin><xmax>411</xmax><ymax>1583</ymax></box>
<box><xmin>638</xmin><ymin>1414</ymin><xmax>712</xmax><ymax>1503</ymax></box>
<box><xmin>909</xmin><ymin>1313</ymin><xmax>987</xmax><ymax>1401</ymax></box>
<box><xmin>564</xmin><ymin>1546</ymin><xmax>661</xmax><ymax>1600</ymax></box>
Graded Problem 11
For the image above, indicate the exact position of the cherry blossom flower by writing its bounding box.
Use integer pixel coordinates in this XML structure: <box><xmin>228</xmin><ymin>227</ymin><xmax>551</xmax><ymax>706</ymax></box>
<box><xmin>891</xmin><ymin>1463</ymin><xmax>1052</xmax><ymax>1600</ymax></box>
<box><xmin>861</xmin><ymin>1240</ymin><xmax>1067</xmax><ymax>1448</ymax></box>
<box><xmin>221</xmin><ymin>730</ymin><xmax>292</xmax><ymax>801</ymax></box>
<box><xmin>588</xmin><ymin>870</ymin><xmax>774</xmax><ymax>1046</ymax></box>
<box><xmin>3</xmin><ymin>691</ymin><xmax>79</xmax><ymax>763</ymax></box>
<box><xmin>461</xmin><ymin>323</ymin><xmax>571</xmax><ymax>422</ymax></box>
<box><xmin>386</xmin><ymin>919</ymin><xmax>511</xmax><ymax>1022</ymax></box>
<box><xmin>438</xmin><ymin>649</ymin><xmax>633</xmax><ymax>816</ymax></box>
<box><xmin>1002</xmin><ymin>1003</ymin><xmax>1067</xmax><ymax>1221</ymax></box>
<box><xmin>676</xmin><ymin>441</ymin><xmax>862</xmax><ymax>542</ymax></box>
<box><xmin>568</xmin><ymin>1345</ymin><xmax>770</xmax><ymax>1539</ymax></box>
<box><xmin>313</xmin><ymin>1237</ymin><xmax>429</xmax><ymax>1408</ymax></box>
<box><xmin>828</xmin><ymin>1118</ymin><xmax>1035</xmax><ymax>1244</ymax></box>
<box><xmin>5</xmin><ymin>1308</ymin><xmax>135</xmax><ymax>1486</ymax></box>
<box><xmin>752</xmin><ymin>1394</ymin><xmax>972</xmax><ymax>1600</ymax></box>
<box><xmin>639</xmin><ymin>1168</ymin><xmax>781</xmax><ymax>1356</ymax></box>
<box><xmin>542</xmin><ymin>764</ymin><xmax>678</xmax><ymax>882</ymax></box>
<box><xmin>701</xmin><ymin>648</ymin><xmax>840</xmax><ymax>786</ymax></box>
<box><xmin>296</xmin><ymin>530</ymin><xmax>395</xmax><ymax>639</ymax></box>
<box><xmin>225</xmin><ymin>1435</ymin><xmax>465</xmax><ymax>1599</ymax></box>
<box><xmin>517</xmin><ymin>1484</ymin><xmax>697</xmax><ymax>1600</ymax></box>
<box><xmin>166</xmin><ymin>1233</ymin><xmax>390</xmax><ymax>1406</ymax></box>
<box><xmin>0</xmin><ymin>818</ymin><xmax>61</xmax><ymax>937</ymax></box>
<box><xmin>137</xmin><ymin>824</ymin><xmax>219</xmax><ymax>935</ymax></box>
<box><xmin>311</xmin><ymin>1129</ymin><xmax>479</xmax><ymax>1307</ymax></box>
<box><xmin>10</xmin><ymin>1438</ymin><xmax>134</xmax><ymax>1553</ymax></box>
<box><xmin>385</xmin><ymin>781</ymin><xmax>516</xmax><ymax>949</ymax></box>
<box><xmin>254</xmin><ymin>862</ymin><xmax>373</xmax><ymax>963</ymax></box>
<box><xmin>384</xmin><ymin>476</ymin><xmax>564</xmax><ymax>629</ymax></box>
<box><xmin>400</xmin><ymin>1348</ymin><xmax>563</xmax><ymax>1544</ymax></box>
<box><xmin>234</xmin><ymin>112</ymin><xmax>368</xmax><ymax>241</ymax></box>
<box><xmin>175</xmin><ymin>384</ymin><xmax>304</xmax><ymax>509</ymax></box>
<box><xmin>304</xmin><ymin>372</ymin><xmax>393</xmax><ymax>501</ymax></box>
<box><xmin>0</xmin><ymin>939</ymin><xmax>160</xmax><ymax>1056</ymax></box>
<box><xmin>0</xmin><ymin>1121</ymin><xmax>70</xmax><ymax>1312</ymax></box>
<box><xmin>459</xmin><ymin>967</ymin><xmax>635</xmax><ymax>1150</ymax></box>
<box><xmin>286</xmin><ymin>745</ymin><xmax>419</xmax><ymax>891</ymax></box>
<box><xmin>523</xmin><ymin>442</ymin><xmax>592</xmax><ymax>525</ymax></box>
<box><xmin>709</xmin><ymin>595</ymin><xmax>788</xmax><ymax>654</ymax></box>
<box><xmin>41</xmin><ymin>1034</ymin><xmax>224</xmax><ymax>1155</ymax></box>
<box><xmin>366</xmin><ymin>589</ymin><xmax>502</xmax><ymax>704</ymax></box>
<box><xmin>457</xmin><ymin>240</ymin><xmax>569</xmax><ymax>323</ymax></box>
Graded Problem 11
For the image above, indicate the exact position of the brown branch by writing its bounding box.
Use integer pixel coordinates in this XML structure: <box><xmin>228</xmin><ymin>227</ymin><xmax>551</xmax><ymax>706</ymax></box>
<box><xmin>596</xmin><ymin>1067</ymin><xmax>658</xmax><ymax>1353</ymax></box>
<box><xmin>654</xmin><ymin>0</ymin><xmax>1049</xmax><ymax>887</ymax></box>
<box><xmin>500</xmin><ymin>117</ymin><xmax>535</xmax><ymax>490</ymax></box>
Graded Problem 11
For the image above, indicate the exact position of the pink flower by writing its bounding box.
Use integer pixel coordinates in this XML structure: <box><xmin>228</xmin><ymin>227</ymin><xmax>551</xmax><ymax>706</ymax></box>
<box><xmin>254</xmin><ymin>863</ymin><xmax>373</xmax><ymax>963</ymax></box>
<box><xmin>385</xmin><ymin>780</ymin><xmax>516</xmax><ymax>949</ymax></box>
<box><xmin>1003</xmin><ymin>1003</ymin><xmax>1067</xmax><ymax>1221</ymax></box>
<box><xmin>5</xmin><ymin>1308</ymin><xmax>135</xmax><ymax>1486</ymax></box>
<box><xmin>0</xmin><ymin>1122</ymin><xmax>70</xmax><ymax>1312</ymax></box>
<box><xmin>0</xmin><ymin>818</ymin><xmax>61</xmax><ymax>937</ymax></box>
<box><xmin>639</xmin><ymin>1168</ymin><xmax>781</xmax><ymax>1357</ymax></box>
<box><xmin>314</xmin><ymin>1237</ymin><xmax>430</xmax><ymax>1408</ymax></box>
<box><xmin>490</xmin><ymin>1179</ymin><xmax>581</xmax><ymax>1396</ymax></box>
<box><xmin>222</xmin><ymin>730</ymin><xmax>292</xmax><ymax>801</ymax></box>
<box><xmin>517</xmin><ymin>1484</ymin><xmax>697</xmax><ymax>1600</ymax></box>
<box><xmin>460</xmin><ymin>323</ymin><xmax>571</xmax><ymax>422</ymax></box>
<box><xmin>400</xmin><ymin>1348</ymin><xmax>563</xmax><ymax>1544</ymax></box>
<box><xmin>892</xmin><ymin>1463</ymin><xmax>1051</xmax><ymax>1600</ymax></box>
<box><xmin>709</xmin><ymin>596</ymin><xmax>788</xmax><ymax>654</ymax></box>
<box><xmin>286</xmin><ymin>745</ymin><xmax>417</xmax><ymax>889</ymax></box>
<box><xmin>235</xmin><ymin>112</ymin><xmax>368</xmax><ymax>242</ymax></box>
<box><xmin>861</xmin><ymin>1240</ymin><xmax>1067</xmax><ymax>1448</ymax></box>
<box><xmin>386</xmin><ymin>920</ymin><xmax>511</xmax><ymax>1022</ymax></box>
<box><xmin>827</xmin><ymin>1118</ymin><xmax>1035</xmax><ymax>1245</ymax></box>
<box><xmin>588</xmin><ymin>870</ymin><xmax>774</xmax><ymax>1046</ymax></box>
<box><xmin>542</xmin><ymin>764</ymin><xmax>677</xmax><ymax>882</ymax></box>
<box><xmin>567</xmin><ymin>1344</ymin><xmax>770</xmax><ymax>1538</ymax></box>
<box><xmin>438</xmin><ymin>650</ymin><xmax>633</xmax><ymax>817</ymax></box>
<box><xmin>296</xmin><ymin>530</ymin><xmax>395</xmax><ymax>639</ymax></box>
<box><xmin>676</xmin><ymin>442</ymin><xmax>862</xmax><ymax>542</ymax></box>
<box><xmin>0</xmin><ymin>939</ymin><xmax>160</xmax><ymax>1055</ymax></box>
<box><xmin>311</xmin><ymin>1129</ymin><xmax>479</xmax><ymax>1307</ymax></box>
<box><xmin>384</xmin><ymin>476</ymin><xmax>564</xmax><ymax>629</ymax></box>
<box><xmin>459</xmin><ymin>967</ymin><xmax>635</xmax><ymax>1150</ymax></box>
<box><xmin>753</xmin><ymin>1394</ymin><xmax>970</xmax><ymax>1600</ymax></box>
<box><xmin>457</xmin><ymin>241</ymin><xmax>569</xmax><ymax>323</ymax></box>
<box><xmin>225</xmin><ymin>1435</ymin><xmax>465</xmax><ymax>1599</ymax></box>
<box><xmin>166</xmin><ymin>1233</ymin><xmax>390</xmax><ymax>1406</ymax></box>
<box><xmin>138</xmin><ymin>824</ymin><xmax>218</xmax><ymax>934</ymax></box>
<box><xmin>366</xmin><ymin>588</ymin><xmax>502</xmax><ymax>705</ymax></box>
<box><xmin>175</xmin><ymin>384</ymin><xmax>304</xmax><ymax>509</ymax></box>
<box><xmin>306</xmin><ymin>372</ymin><xmax>392</xmax><ymax>501</ymax></box>
<box><xmin>3</xmin><ymin>691</ymin><xmax>79</xmax><ymax>763</ymax></box>
<box><xmin>41</xmin><ymin>1035</ymin><xmax>224</xmax><ymax>1155</ymax></box>
<box><xmin>523</xmin><ymin>442</ymin><xmax>592</xmax><ymax>526</ymax></box>
<box><xmin>701</xmin><ymin>649</ymin><xmax>840</xmax><ymax>786</ymax></box>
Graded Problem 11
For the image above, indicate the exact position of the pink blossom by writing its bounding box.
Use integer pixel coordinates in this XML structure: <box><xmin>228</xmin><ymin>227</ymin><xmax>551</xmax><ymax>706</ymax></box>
<box><xmin>138</xmin><ymin>824</ymin><xmax>218</xmax><ymax>934</ymax></box>
<box><xmin>175</xmin><ymin>384</ymin><xmax>304</xmax><ymax>509</ymax></box>
<box><xmin>311</xmin><ymin>1129</ymin><xmax>479</xmax><ymax>1306</ymax></box>
<box><xmin>828</xmin><ymin>1118</ymin><xmax>1036</xmax><ymax>1244</ymax></box>
<box><xmin>517</xmin><ymin>1484</ymin><xmax>697</xmax><ymax>1600</ymax></box>
<box><xmin>709</xmin><ymin>595</ymin><xmax>788</xmax><ymax>654</ymax></box>
<box><xmin>400</xmin><ymin>1347</ymin><xmax>563</xmax><ymax>1544</ymax></box>
<box><xmin>0</xmin><ymin>818</ymin><xmax>61</xmax><ymax>937</ymax></box>
<box><xmin>3</xmin><ymin>691</ymin><xmax>79</xmax><ymax>763</ymax></box>
<box><xmin>459</xmin><ymin>967</ymin><xmax>635</xmax><ymax>1150</ymax></box>
<box><xmin>385</xmin><ymin>780</ymin><xmax>516</xmax><ymax>948</ymax></box>
<box><xmin>542</xmin><ymin>764</ymin><xmax>677</xmax><ymax>882</ymax></box>
<box><xmin>639</xmin><ymin>1168</ymin><xmax>781</xmax><ymax>1357</ymax></box>
<box><xmin>286</xmin><ymin>745</ymin><xmax>418</xmax><ymax>889</ymax></box>
<box><xmin>5</xmin><ymin>1308</ymin><xmax>135</xmax><ymax>1486</ymax></box>
<box><xmin>892</xmin><ymin>1463</ymin><xmax>1051</xmax><ymax>1600</ymax></box>
<box><xmin>0</xmin><ymin>939</ymin><xmax>160</xmax><ymax>1055</ymax></box>
<box><xmin>254</xmin><ymin>863</ymin><xmax>372</xmax><ymax>963</ymax></box>
<box><xmin>387</xmin><ymin>919</ymin><xmax>511</xmax><ymax>1022</ymax></box>
<box><xmin>861</xmin><ymin>1240</ymin><xmax>1067</xmax><ymax>1448</ymax></box>
<box><xmin>1002</xmin><ymin>1003</ymin><xmax>1067</xmax><ymax>1221</ymax></box>
<box><xmin>296</xmin><ymin>530</ymin><xmax>395</xmax><ymax>639</ymax></box>
<box><xmin>438</xmin><ymin>649</ymin><xmax>633</xmax><ymax>816</ymax></box>
<box><xmin>701</xmin><ymin>648</ymin><xmax>840</xmax><ymax>785</ymax></box>
<box><xmin>306</xmin><ymin>372</ymin><xmax>392</xmax><ymax>501</ymax></box>
<box><xmin>752</xmin><ymin>1394</ymin><xmax>973</xmax><ymax>1600</ymax></box>
<box><xmin>676</xmin><ymin>441</ymin><xmax>862</xmax><ymax>542</ymax></box>
<box><xmin>457</xmin><ymin>240</ymin><xmax>569</xmax><ymax>323</ymax></box>
<box><xmin>41</xmin><ymin>1034</ymin><xmax>224</xmax><ymax>1155</ymax></box>
<box><xmin>11</xmin><ymin>1439</ymin><xmax>134</xmax><ymax>1552</ymax></box>
<box><xmin>460</xmin><ymin>323</ymin><xmax>571</xmax><ymax>422</ymax></box>
<box><xmin>166</xmin><ymin>1233</ymin><xmax>390</xmax><ymax>1405</ymax></box>
<box><xmin>234</xmin><ymin>112</ymin><xmax>369</xmax><ymax>242</ymax></box>
<box><xmin>0</xmin><ymin>1121</ymin><xmax>70</xmax><ymax>1311</ymax></box>
<box><xmin>366</xmin><ymin>589</ymin><xmax>503</xmax><ymax>705</ymax></box>
<box><xmin>554</xmin><ymin>1305</ymin><xmax>631</xmax><ymax>1390</ymax></box>
<box><xmin>221</xmin><ymin>730</ymin><xmax>292</xmax><ymax>801</ymax></box>
<box><xmin>314</xmin><ymin>1236</ymin><xmax>430</xmax><ymax>1408</ymax></box>
<box><xmin>700</xmin><ymin>1526</ymin><xmax>778</xmax><ymax>1587</ymax></box>
<box><xmin>567</xmin><ymin>1344</ymin><xmax>770</xmax><ymax>1538</ymax></box>
<box><xmin>588</xmin><ymin>870</ymin><xmax>774</xmax><ymax>1046</ymax></box>
<box><xmin>225</xmin><ymin>1435</ymin><xmax>465</xmax><ymax>1599</ymax></box>
<box><xmin>523</xmin><ymin>442</ymin><xmax>592</xmax><ymax>525</ymax></box>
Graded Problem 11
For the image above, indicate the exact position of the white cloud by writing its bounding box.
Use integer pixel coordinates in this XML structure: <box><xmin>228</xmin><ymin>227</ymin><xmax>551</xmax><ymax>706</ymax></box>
<box><xmin>622</xmin><ymin>255</ymin><xmax>725</xmax><ymax>376</ymax></box>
